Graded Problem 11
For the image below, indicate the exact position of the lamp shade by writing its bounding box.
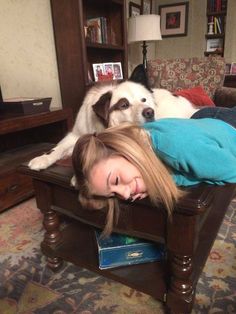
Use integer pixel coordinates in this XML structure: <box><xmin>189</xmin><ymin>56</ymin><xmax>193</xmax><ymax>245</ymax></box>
<box><xmin>128</xmin><ymin>14</ymin><xmax>162</xmax><ymax>43</ymax></box>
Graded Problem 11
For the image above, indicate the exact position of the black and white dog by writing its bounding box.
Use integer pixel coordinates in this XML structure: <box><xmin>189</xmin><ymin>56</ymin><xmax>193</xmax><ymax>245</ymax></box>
<box><xmin>29</xmin><ymin>65</ymin><xmax>196</xmax><ymax>171</ymax></box>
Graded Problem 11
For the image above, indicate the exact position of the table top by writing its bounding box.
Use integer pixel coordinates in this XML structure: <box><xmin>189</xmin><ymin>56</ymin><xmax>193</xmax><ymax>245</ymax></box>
<box><xmin>19</xmin><ymin>161</ymin><xmax>236</xmax><ymax>216</ymax></box>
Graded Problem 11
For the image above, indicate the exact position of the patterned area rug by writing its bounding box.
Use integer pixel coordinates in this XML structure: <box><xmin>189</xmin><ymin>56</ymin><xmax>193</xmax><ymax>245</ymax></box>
<box><xmin>0</xmin><ymin>198</ymin><xmax>235</xmax><ymax>314</ymax></box>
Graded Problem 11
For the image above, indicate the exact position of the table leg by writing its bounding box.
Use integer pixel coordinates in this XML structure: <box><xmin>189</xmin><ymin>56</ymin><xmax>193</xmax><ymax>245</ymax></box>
<box><xmin>33</xmin><ymin>180</ymin><xmax>63</xmax><ymax>271</ymax></box>
<box><xmin>42</xmin><ymin>207</ymin><xmax>63</xmax><ymax>270</ymax></box>
<box><xmin>166</xmin><ymin>213</ymin><xmax>197</xmax><ymax>313</ymax></box>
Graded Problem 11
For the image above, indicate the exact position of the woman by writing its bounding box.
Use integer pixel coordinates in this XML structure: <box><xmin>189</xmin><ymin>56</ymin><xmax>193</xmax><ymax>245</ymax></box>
<box><xmin>72</xmin><ymin>117</ymin><xmax>236</xmax><ymax>235</ymax></box>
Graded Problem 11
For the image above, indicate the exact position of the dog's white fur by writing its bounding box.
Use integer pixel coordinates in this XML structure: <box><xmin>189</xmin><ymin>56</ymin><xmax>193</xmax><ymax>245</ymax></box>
<box><xmin>28</xmin><ymin>81</ymin><xmax>198</xmax><ymax>171</ymax></box>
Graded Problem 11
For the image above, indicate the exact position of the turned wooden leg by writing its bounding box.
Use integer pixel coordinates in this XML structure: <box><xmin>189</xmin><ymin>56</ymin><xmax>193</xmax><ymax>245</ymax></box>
<box><xmin>166</xmin><ymin>213</ymin><xmax>197</xmax><ymax>313</ymax></box>
<box><xmin>41</xmin><ymin>207</ymin><xmax>63</xmax><ymax>270</ymax></box>
<box><xmin>167</xmin><ymin>253</ymin><xmax>195</xmax><ymax>313</ymax></box>
<box><xmin>33</xmin><ymin>180</ymin><xmax>63</xmax><ymax>271</ymax></box>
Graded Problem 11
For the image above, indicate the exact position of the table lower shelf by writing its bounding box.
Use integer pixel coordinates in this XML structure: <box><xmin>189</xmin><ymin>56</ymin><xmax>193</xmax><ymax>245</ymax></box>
<box><xmin>41</xmin><ymin>219</ymin><xmax>168</xmax><ymax>302</ymax></box>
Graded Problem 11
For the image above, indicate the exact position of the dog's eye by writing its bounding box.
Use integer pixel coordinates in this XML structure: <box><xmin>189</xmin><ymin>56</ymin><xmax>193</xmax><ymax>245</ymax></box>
<box><xmin>120</xmin><ymin>101</ymin><xmax>130</xmax><ymax>110</ymax></box>
<box><xmin>141</xmin><ymin>98</ymin><xmax>146</xmax><ymax>102</ymax></box>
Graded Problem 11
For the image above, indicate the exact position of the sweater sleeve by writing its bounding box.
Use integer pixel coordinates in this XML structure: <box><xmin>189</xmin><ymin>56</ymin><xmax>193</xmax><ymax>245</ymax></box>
<box><xmin>161</xmin><ymin>138</ymin><xmax>236</xmax><ymax>184</ymax></box>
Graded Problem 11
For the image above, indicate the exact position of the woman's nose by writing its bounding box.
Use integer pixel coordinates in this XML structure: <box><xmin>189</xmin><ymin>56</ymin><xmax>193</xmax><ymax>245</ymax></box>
<box><xmin>113</xmin><ymin>185</ymin><xmax>131</xmax><ymax>200</ymax></box>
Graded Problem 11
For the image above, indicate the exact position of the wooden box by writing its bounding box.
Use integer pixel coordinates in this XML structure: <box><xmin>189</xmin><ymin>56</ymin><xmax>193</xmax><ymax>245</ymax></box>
<box><xmin>0</xmin><ymin>97</ymin><xmax>51</xmax><ymax>115</ymax></box>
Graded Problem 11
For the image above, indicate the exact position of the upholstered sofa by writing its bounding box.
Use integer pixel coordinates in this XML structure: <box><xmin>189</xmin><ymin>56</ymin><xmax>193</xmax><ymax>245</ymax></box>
<box><xmin>147</xmin><ymin>56</ymin><xmax>236</xmax><ymax>107</ymax></box>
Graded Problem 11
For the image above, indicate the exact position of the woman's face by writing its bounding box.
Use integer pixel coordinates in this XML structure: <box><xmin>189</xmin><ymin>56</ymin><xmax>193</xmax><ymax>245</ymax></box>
<box><xmin>88</xmin><ymin>156</ymin><xmax>147</xmax><ymax>201</ymax></box>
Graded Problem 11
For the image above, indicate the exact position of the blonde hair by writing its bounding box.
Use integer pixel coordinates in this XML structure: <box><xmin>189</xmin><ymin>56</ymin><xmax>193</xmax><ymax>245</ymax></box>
<box><xmin>72</xmin><ymin>123</ymin><xmax>184</xmax><ymax>236</ymax></box>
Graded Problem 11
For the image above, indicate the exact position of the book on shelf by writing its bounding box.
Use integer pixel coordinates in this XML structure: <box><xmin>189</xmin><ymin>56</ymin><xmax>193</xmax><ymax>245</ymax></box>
<box><xmin>86</xmin><ymin>17</ymin><xmax>108</xmax><ymax>44</ymax></box>
<box><xmin>95</xmin><ymin>230</ymin><xmax>166</xmax><ymax>270</ymax></box>
<box><xmin>208</xmin><ymin>0</ymin><xmax>227</xmax><ymax>12</ymax></box>
<box><xmin>208</xmin><ymin>16</ymin><xmax>224</xmax><ymax>34</ymax></box>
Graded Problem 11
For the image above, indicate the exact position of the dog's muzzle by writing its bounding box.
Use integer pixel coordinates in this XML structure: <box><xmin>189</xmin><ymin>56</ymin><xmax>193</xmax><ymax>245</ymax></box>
<box><xmin>142</xmin><ymin>108</ymin><xmax>155</xmax><ymax>121</ymax></box>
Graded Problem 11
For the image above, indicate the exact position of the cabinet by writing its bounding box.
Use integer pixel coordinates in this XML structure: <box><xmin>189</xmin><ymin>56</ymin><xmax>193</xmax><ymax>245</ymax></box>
<box><xmin>50</xmin><ymin>0</ymin><xmax>128</xmax><ymax>118</ymax></box>
<box><xmin>0</xmin><ymin>109</ymin><xmax>73</xmax><ymax>212</ymax></box>
<box><xmin>205</xmin><ymin>0</ymin><xmax>228</xmax><ymax>57</ymax></box>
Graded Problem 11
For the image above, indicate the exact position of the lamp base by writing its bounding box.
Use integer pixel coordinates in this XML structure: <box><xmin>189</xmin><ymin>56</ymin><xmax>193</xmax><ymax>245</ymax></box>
<box><xmin>142</xmin><ymin>41</ymin><xmax>148</xmax><ymax>70</ymax></box>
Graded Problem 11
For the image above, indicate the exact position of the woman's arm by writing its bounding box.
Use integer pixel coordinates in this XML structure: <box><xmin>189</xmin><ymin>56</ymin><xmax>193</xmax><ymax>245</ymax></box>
<box><xmin>161</xmin><ymin>139</ymin><xmax>236</xmax><ymax>185</ymax></box>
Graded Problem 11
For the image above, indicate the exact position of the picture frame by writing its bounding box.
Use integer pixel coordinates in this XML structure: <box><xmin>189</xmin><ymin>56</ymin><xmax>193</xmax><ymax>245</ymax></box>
<box><xmin>141</xmin><ymin>0</ymin><xmax>152</xmax><ymax>14</ymax></box>
<box><xmin>113</xmin><ymin>62</ymin><xmax>123</xmax><ymax>80</ymax></box>
<box><xmin>92</xmin><ymin>62</ymin><xmax>123</xmax><ymax>81</ymax></box>
<box><xmin>225</xmin><ymin>63</ymin><xmax>232</xmax><ymax>75</ymax></box>
<box><xmin>206</xmin><ymin>38</ymin><xmax>223</xmax><ymax>53</ymax></box>
<box><xmin>159</xmin><ymin>2</ymin><xmax>189</xmax><ymax>38</ymax></box>
<box><xmin>92</xmin><ymin>63</ymin><xmax>104</xmax><ymax>82</ymax></box>
<box><xmin>231</xmin><ymin>62</ymin><xmax>236</xmax><ymax>75</ymax></box>
<box><xmin>129</xmin><ymin>2</ymin><xmax>141</xmax><ymax>17</ymax></box>
<box><xmin>103</xmin><ymin>63</ymin><xmax>114</xmax><ymax>78</ymax></box>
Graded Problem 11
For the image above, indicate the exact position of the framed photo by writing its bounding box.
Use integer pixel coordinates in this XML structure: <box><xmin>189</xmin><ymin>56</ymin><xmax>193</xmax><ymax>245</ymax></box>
<box><xmin>231</xmin><ymin>62</ymin><xmax>236</xmax><ymax>75</ymax></box>
<box><xmin>225</xmin><ymin>63</ymin><xmax>232</xmax><ymax>75</ymax></box>
<box><xmin>113</xmin><ymin>62</ymin><xmax>123</xmax><ymax>80</ymax></box>
<box><xmin>103</xmin><ymin>63</ymin><xmax>114</xmax><ymax>77</ymax></box>
<box><xmin>129</xmin><ymin>2</ymin><xmax>141</xmax><ymax>17</ymax></box>
<box><xmin>159</xmin><ymin>2</ymin><xmax>189</xmax><ymax>38</ymax></box>
<box><xmin>141</xmin><ymin>0</ymin><xmax>152</xmax><ymax>14</ymax></box>
<box><xmin>206</xmin><ymin>38</ymin><xmax>223</xmax><ymax>53</ymax></box>
<box><xmin>92</xmin><ymin>63</ymin><xmax>104</xmax><ymax>82</ymax></box>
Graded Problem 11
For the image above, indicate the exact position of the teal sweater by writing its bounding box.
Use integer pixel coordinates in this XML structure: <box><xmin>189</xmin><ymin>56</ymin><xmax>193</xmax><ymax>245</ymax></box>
<box><xmin>143</xmin><ymin>118</ymin><xmax>236</xmax><ymax>186</ymax></box>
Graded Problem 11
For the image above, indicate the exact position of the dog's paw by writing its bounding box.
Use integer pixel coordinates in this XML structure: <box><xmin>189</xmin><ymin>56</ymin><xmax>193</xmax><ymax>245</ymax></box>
<box><xmin>70</xmin><ymin>175</ymin><xmax>78</xmax><ymax>188</ymax></box>
<box><xmin>28</xmin><ymin>155</ymin><xmax>52</xmax><ymax>171</ymax></box>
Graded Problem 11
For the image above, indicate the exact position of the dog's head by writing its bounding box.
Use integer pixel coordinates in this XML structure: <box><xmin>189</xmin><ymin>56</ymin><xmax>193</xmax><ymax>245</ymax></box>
<box><xmin>92</xmin><ymin>64</ymin><xmax>157</xmax><ymax>127</ymax></box>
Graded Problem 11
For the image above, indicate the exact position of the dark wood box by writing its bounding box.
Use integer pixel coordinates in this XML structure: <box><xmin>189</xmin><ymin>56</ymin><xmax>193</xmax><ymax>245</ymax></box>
<box><xmin>0</xmin><ymin>97</ymin><xmax>51</xmax><ymax>115</ymax></box>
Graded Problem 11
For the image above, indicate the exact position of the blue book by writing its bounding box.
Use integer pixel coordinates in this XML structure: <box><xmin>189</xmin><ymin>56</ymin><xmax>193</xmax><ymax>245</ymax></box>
<box><xmin>95</xmin><ymin>230</ymin><xmax>166</xmax><ymax>269</ymax></box>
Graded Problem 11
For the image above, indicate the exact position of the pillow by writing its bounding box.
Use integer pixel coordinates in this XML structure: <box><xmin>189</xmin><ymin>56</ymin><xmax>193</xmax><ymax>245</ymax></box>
<box><xmin>174</xmin><ymin>86</ymin><xmax>215</xmax><ymax>107</ymax></box>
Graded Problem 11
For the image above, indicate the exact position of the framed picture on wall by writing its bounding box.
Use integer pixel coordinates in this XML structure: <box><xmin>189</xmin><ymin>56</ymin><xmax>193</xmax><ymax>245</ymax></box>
<box><xmin>159</xmin><ymin>2</ymin><xmax>189</xmax><ymax>38</ymax></box>
<box><xmin>141</xmin><ymin>0</ymin><xmax>152</xmax><ymax>14</ymax></box>
<box><xmin>129</xmin><ymin>2</ymin><xmax>141</xmax><ymax>17</ymax></box>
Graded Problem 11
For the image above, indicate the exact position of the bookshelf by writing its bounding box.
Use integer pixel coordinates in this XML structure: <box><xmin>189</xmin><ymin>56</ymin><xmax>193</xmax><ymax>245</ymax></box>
<box><xmin>50</xmin><ymin>0</ymin><xmax>128</xmax><ymax>117</ymax></box>
<box><xmin>205</xmin><ymin>0</ymin><xmax>228</xmax><ymax>57</ymax></box>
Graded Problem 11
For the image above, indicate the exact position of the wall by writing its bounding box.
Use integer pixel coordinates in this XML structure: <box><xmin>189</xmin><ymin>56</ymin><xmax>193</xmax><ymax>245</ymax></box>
<box><xmin>154</xmin><ymin>0</ymin><xmax>205</xmax><ymax>59</ymax></box>
<box><xmin>128</xmin><ymin>0</ymin><xmax>236</xmax><ymax>66</ymax></box>
<box><xmin>0</xmin><ymin>0</ymin><xmax>62</xmax><ymax>109</ymax></box>
<box><xmin>224</xmin><ymin>0</ymin><xmax>236</xmax><ymax>63</ymax></box>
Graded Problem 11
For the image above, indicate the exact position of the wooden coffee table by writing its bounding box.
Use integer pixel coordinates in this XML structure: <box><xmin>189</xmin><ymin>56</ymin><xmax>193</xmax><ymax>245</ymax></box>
<box><xmin>19</xmin><ymin>162</ymin><xmax>235</xmax><ymax>313</ymax></box>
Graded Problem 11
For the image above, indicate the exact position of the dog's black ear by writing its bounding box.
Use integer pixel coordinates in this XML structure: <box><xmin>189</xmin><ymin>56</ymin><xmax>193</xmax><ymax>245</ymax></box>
<box><xmin>129</xmin><ymin>64</ymin><xmax>151</xmax><ymax>91</ymax></box>
<box><xmin>92</xmin><ymin>91</ymin><xmax>112</xmax><ymax>128</ymax></box>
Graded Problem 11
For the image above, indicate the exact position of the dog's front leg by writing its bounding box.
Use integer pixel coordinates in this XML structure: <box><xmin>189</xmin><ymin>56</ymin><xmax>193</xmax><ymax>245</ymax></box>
<box><xmin>28</xmin><ymin>132</ymin><xmax>79</xmax><ymax>171</ymax></box>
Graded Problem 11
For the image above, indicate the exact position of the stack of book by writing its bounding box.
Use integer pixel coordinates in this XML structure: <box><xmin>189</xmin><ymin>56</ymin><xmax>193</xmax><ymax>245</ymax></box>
<box><xmin>86</xmin><ymin>17</ymin><xmax>108</xmax><ymax>44</ymax></box>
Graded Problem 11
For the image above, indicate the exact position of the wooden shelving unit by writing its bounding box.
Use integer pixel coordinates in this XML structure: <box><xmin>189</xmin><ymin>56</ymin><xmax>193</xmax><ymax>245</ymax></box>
<box><xmin>0</xmin><ymin>109</ymin><xmax>72</xmax><ymax>212</ymax></box>
<box><xmin>50</xmin><ymin>0</ymin><xmax>128</xmax><ymax>118</ymax></box>
<box><xmin>204</xmin><ymin>0</ymin><xmax>228</xmax><ymax>57</ymax></box>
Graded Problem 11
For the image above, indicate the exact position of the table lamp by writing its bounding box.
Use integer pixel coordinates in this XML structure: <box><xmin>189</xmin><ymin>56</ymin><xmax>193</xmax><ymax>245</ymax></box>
<box><xmin>128</xmin><ymin>14</ymin><xmax>162</xmax><ymax>69</ymax></box>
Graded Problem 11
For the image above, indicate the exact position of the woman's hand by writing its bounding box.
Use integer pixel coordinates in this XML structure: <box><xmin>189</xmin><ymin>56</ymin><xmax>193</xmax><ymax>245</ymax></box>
<box><xmin>131</xmin><ymin>192</ymin><xmax>148</xmax><ymax>202</ymax></box>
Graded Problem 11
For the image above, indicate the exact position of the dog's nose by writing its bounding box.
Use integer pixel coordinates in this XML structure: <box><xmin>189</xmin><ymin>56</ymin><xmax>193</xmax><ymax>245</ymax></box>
<box><xmin>142</xmin><ymin>108</ymin><xmax>154</xmax><ymax>120</ymax></box>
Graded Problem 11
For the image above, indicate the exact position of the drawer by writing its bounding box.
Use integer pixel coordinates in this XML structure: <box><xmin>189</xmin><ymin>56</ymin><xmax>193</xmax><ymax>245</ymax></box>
<box><xmin>0</xmin><ymin>171</ymin><xmax>34</xmax><ymax>212</ymax></box>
